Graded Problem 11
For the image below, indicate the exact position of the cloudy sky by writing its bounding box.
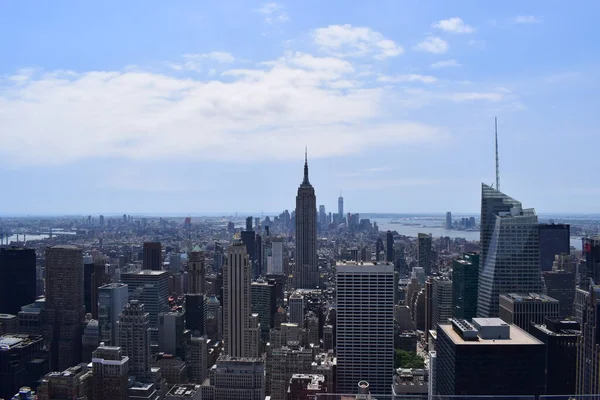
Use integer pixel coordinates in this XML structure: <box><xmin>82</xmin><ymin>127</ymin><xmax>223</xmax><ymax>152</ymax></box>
<box><xmin>1</xmin><ymin>1</ymin><xmax>599</xmax><ymax>215</ymax></box>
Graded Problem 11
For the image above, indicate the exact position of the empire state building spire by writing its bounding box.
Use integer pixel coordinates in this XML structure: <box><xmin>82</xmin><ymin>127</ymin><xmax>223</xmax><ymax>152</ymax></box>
<box><xmin>302</xmin><ymin>146</ymin><xmax>310</xmax><ymax>185</ymax></box>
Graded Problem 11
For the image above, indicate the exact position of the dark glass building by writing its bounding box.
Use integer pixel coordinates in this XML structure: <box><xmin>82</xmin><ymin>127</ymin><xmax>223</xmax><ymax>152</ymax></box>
<box><xmin>543</xmin><ymin>269</ymin><xmax>576</xmax><ymax>318</ymax></box>
<box><xmin>0</xmin><ymin>247</ymin><xmax>36</xmax><ymax>315</ymax></box>
<box><xmin>0</xmin><ymin>334</ymin><xmax>48</xmax><ymax>400</ymax></box>
<box><xmin>83</xmin><ymin>262</ymin><xmax>94</xmax><ymax>315</ymax></box>
<box><xmin>530</xmin><ymin>318</ymin><xmax>579</xmax><ymax>395</ymax></box>
<box><xmin>539</xmin><ymin>224</ymin><xmax>570</xmax><ymax>272</ymax></box>
<box><xmin>435</xmin><ymin>318</ymin><xmax>545</xmax><ymax>396</ymax></box>
<box><xmin>386</xmin><ymin>231</ymin><xmax>394</xmax><ymax>262</ymax></box>
<box><xmin>452</xmin><ymin>252</ymin><xmax>479</xmax><ymax>320</ymax></box>
<box><xmin>142</xmin><ymin>242</ymin><xmax>162</xmax><ymax>271</ymax></box>
<box><xmin>185</xmin><ymin>293</ymin><xmax>206</xmax><ymax>335</ymax></box>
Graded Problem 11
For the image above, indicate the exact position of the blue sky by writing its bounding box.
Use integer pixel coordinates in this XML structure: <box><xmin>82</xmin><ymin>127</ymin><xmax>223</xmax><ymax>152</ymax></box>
<box><xmin>1</xmin><ymin>0</ymin><xmax>599</xmax><ymax>215</ymax></box>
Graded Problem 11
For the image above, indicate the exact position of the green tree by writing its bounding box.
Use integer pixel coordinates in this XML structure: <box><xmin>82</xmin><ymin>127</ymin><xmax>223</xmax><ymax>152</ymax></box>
<box><xmin>394</xmin><ymin>349</ymin><xmax>425</xmax><ymax>369</ymax></box>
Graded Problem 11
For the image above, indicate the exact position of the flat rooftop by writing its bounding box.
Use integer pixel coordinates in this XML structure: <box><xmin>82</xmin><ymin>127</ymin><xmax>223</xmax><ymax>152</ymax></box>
<box><xmin>439</xmin><ymin>323</ymin><xmax>543</xmax><ymax>346</ymax></box>
<box><xmin>122</xmin><ymin>269</ymin><xmax>168</xmax><ymax>276</ymax></box>
<box><xmin>502</xmin><ymin>293</ymin><xmax>558</xmax><ymax>302</ymax></box>
<box><xmin>167</xmin><ymin>384</ymin><xmax>200</xmax><ymax>397</ymax></box>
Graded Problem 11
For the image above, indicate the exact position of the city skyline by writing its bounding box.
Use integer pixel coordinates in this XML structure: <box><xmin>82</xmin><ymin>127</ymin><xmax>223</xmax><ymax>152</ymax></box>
<box><xmin>1</xmin><ymin>1</ymin><xmax>600</xmax><ymax>214</ymax></box>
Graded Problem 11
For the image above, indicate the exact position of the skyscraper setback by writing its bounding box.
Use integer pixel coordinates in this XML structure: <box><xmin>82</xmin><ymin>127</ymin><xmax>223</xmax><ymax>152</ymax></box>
<box><xmin>294</xmin><ymin>151</ymin><xmax>318</xmax><ymax>289</ymax></box>
<box><xmin>477</xmin><ymin>184</ymin><xmax>543</xmax><ymax>317</ymax></box>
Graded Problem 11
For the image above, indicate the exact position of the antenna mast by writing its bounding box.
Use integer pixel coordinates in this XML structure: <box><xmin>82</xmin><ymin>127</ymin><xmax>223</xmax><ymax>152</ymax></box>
<box><xmin>495</xmin><ymin>117</ymin><xmax>500</xmax><ymax>191</ymax></box>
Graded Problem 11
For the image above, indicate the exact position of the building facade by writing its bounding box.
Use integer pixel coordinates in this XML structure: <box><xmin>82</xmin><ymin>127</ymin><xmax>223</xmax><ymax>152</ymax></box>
<box><xmin>118</xmin><ymin>300</ymin><xmax>151</xmax><ymax>380</ymax></box>
<box><xmin>499</xmin><ymin>293</ymin><xmax>560</xmax><ymax>333</ymax></box>
<box><xmin>91</xmin><ymin>344</ymin><xmax>129</xmax><ymax>400</ymax></box>
<box><xmin>417</xmin><ymin>233</ymin><xmax>433</xmax><ymax>276</ymax></box>
<box><xmin>336</xmin><ymin>261</ymin><xmax>395</xmax><ymax>395</ymax></box>
<box><xmin>452</xmin><ymin>252</ymin><xmax>479</xmax><ymax>320</ymax></box>
<box><xmin>294</xmin><ymin>152</ymin><xmax>318</xmax><ymax>289</ymax></box>
<box><xmin>188</xmin><ymin>246</ymin><xmax>206</xmax><ymax>294</ymax></box>
<box><xmin>432</xmin><ymin>277</ymin><xmax>453</xmax><ymax>329</ymax></box>
<box><xmin>539</xmin><ymin>224</ymin><xmax>570</xmax><ymax>272</ymax></box>
<box><xmin>0</xmin><ymin>247</ymin><xmax>36</xmax><ymax>315</ymax></box>
<box><xmin>143</xmin><ymin>242</ymin><xmax>162</xmax><ymax>271</ymax></box>
<box><xmin>97</xmin><ymin>282</ymin><xmax>128</xmax><ymax>346</ymax></box>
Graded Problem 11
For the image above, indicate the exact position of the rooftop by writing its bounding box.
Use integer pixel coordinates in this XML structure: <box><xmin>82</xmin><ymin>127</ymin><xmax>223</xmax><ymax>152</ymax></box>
<box><xmin>502</xmin><ymin>293</ymin><xmax>558</xmax><ymax>303</ymax></box>
<box><xmin>122</xmin><ymin>269</ymin><xmax>169</xmax><ymax>276</ymax></box>
<box><xmin>440</xmin><ymin>321</ymin><xmax>543</xmax><ymax>346</ymax></box>
<box><xmin>167</xmin><ymin>384</ymin><xmax>200</xmax><ymax>397</ymax></box>
<box><xmin>0</xmin><ymin>334</ymin><xmax>42</xmax><ymax>350</ymax></box>
<box><xmin>50</xmin><ymin>244</ymin><xmax>80</xmax><ymax>250</ymax></box>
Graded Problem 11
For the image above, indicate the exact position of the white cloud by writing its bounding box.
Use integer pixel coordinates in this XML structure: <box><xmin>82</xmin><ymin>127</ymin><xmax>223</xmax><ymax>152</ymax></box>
<box><xmin>312</xmin><ymin>24</ymin><xmax>403</xmax><ymax>59</ymax></box>
<box><xmin>414</xmin><ymin>37</ymin><xmax>449</xmax><ymax>54</ymax></box>
<box><xmin>254</xmin><ymin>3</ymin><xmax>289</xmax><ymax>24</ymax></box>
<box><xmin>430</xmin><ymin>59</ymin><xmax>461</xmax><ymax>69</ymax></box>
<box><xmin>432</xmin><ymin>17</ymin><xmax>475</xmax><ymax>34</ymax></box>
<box><xmin>184</xmin><ymin>52</ymin><xmax>235</xmax><ymax>63</ymax></box>
<box><xmin>378</xmin><ymin>74</ymin><xmax>437</xmax><ymax>84</ymax></box>
<box><xmin>0</xmin><ymin>52</ymin><xmax>449</xmax><ymax>167</ymax></box>
<box><xmin>512</xmin><ymin>16</ymin><xmax>542</xmax><ymax>24</ymax></box>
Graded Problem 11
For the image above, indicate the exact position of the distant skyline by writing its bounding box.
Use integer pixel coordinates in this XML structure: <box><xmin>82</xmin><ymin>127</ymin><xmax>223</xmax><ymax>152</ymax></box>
<box><xmin>1</xmin><ymin>1</ymin><xmax>600</xmax><ymax>214</ymax></box>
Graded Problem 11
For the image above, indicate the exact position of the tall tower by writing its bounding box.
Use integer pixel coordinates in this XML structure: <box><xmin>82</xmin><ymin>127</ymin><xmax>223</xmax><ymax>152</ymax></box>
<box><xmin>223</xmin><ymin>241</ymin><xmax>253</xmax><ymax>357</ymax></box>
<box><xmin>118</xmin><ymin>300</ymin><xmax>151</xmax><ymax>380</ymax></box>
<box><xmin>91</xmin><ymin>344</ymin><xmax>129</xmax><ymax>400</ymax></box>
<box><xmin>335</xmin><ymin>261</ymin><xmax>395</xmax><ymax>395</ymax></box>
<box><xmin>338</xmin><ymin>193</ymin><xmax>344</xmax><ymax>220</ymax></box>
<box><xmin>294</xmin><ymin>150</ymin><xmax>318</xmax><ymax>289</ymax></box>
<box><xmin>477</xmin><ymin>184</ymin><xmax>543</xmax><ymax>317</ymax></box>
<box><xmin>189</xmin><ymin>245</ymin><xmax>206</xmax><ymax>294</ymax></box>
<box><xmin>0</xmin><ymin>246</ymin><xmax>36</xmax><ymax>315</ymax></box>
<box><xmin>43</xmin><ymin>245</ymin><xmax>85</xmax><ymax>371</ymax></box>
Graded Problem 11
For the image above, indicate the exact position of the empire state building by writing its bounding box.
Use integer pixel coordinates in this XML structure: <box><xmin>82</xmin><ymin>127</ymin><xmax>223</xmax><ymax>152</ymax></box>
<box><xmin>294</xmin><ymin>151</ymin><xmax>318</xmax><ymax>289</ymax></box>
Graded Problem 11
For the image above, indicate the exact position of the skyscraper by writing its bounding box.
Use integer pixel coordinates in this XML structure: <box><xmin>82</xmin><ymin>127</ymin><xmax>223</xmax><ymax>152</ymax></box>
<box><xmin>318</xmin><ymin>205</ymin><xmax>326</xmax><ymax>230</ymax></box>
<box><xmin>43</xmin><ymin>245</ymin><xmax>85</xmax><ymax>371</ymax></box>
<box><xmin>452</xmin><ymin>252</ymin><xmax>479</xmax><ymax>320</ymax></box>
<box><xmin>499</xmin><ymin>293</ymin><xmax>560</xmax><ymax>333</ymax></box>
<box><xmin>188</xmin><ymin>246</ymin><xmax>206</xmax><ymax>294</ymax></box>
<box><xmin>417</xmin><ymin>233</ymin><xmax>433</xmax><ymax>276</ymax></box>
<box><xmin>91</xmin><ymin>257</ymin><xmax>108</xmax><ymax>319</ymax></box>
<box><xmin>119</xmin><ymin>300</ymin><xmax>151</xmax><ymax>381</ymax></box>
<box><xmin>336</xmin><ymin>261</ymin><xmax>395</xmax><ymax>395</ymax></box>
<box><xmin>477</xmin><ymin>184</ymin><xmax>543</xmax><ymax>317</ymax></box>
<box><xmin>97</xmin><ymin>283</ymin><xmax>129</xmax><ymax>346</ymax></box>
<box><xmin>386</xmin><ymin>231</ymin><xmax>394</xmax><ymax>262</ymax></box>
<box><xmin>338</xmin><ymin>194</ymin><xmax>344</xmax><ymax>220</ymax></box>
<box><xmin>269</xmin><ymin>237</ymin><xmax>284</xmax><ymax>275</ymax></box>
<box><xmin>294</xmin><ymin>151</ymin><xmax>318</xmax><ymax>289</ymax></box>
<box><xmin>0</xmin><ymin>246</ymin><xmax>36</xmax><ymax>315</ymax></box>
<box><xmin>143</xmin><ymin>242</ymin><xmax>162</xmax><ymax>271</ymax></box>
<box><xmin>538</xmin><ymin>223</ymin><xmax>570</xmax><ymax>271</ymax></box>
<box><xmin>223</xmin><ymin>242</ymin><xmax>253</xmax><ymax>357</ymax></box>
<box><xmin>445</xmin><ymin>212</ymin><xmax>452</xmax><ymax>230</ymax></box>
<box><xmin>576</xmin><ymin>284</ymin><xmax>600</xmax><ymax>394</ymax></box>
<box><xmin>432</xmin><ymin>277</ymin><xmax>453</xmax><ymax>329</ymax></box>
<box><xmin>251</xmin><ymin>280</ymin><xmax>276</xmax><ymax>341</ymax></box>
<box><xmin>91</xmin><ymin>344</ymin><xmax>129</xmax><ymax>400</ymax></box>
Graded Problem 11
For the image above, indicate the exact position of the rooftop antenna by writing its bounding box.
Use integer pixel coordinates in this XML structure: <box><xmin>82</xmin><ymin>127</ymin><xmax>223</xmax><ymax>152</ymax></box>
<box><xmin>495</xmin><ymin>117</ymin><xmax>500</xmax><ymax>192</ymax></box>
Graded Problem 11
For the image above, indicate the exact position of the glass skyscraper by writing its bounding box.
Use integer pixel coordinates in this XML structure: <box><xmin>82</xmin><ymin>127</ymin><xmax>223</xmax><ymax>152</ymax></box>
<box><xmin>477</xmin><ymin>184</ymin><xmax>543</xmax><ymax>317</ymax></box>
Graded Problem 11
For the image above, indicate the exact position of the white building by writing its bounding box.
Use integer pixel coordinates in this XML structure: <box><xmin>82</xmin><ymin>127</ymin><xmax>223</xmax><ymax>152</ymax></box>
<box><xmin>336</xmin><ymin>261</ymin><xmax>395</xmax><ymax>395</ymax></box>
<box><xmin>269</xmin><ymin>238</ymin><xmax>284</xmax><ymax>275</ymax></box>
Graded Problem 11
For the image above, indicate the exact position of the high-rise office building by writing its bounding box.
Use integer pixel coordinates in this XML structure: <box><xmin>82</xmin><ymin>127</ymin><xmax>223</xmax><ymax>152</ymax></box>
<box><xmin>539</xmin><ymin>223</ymin><xmax>570</xmax><ymax>272</ymax></box>
<box><xmin>386</xmin><ymin>231</ymin><xmax>394</xmax><ymax>262</ymax></box>
<box><xmin>121</xmin><ymin>270</ymin><xmax>169</xmax><ymax>342</ymax></box>
<box><xmin>84</xmin><ymin>262</ymin><xmax>94</xmax><ymax>314</ymax></box>
<box><xmin>452</xmin><ymin>252</ymin><xmax>479</xmax><ymax>320</ymax></box>
<box><xmin>187</xmin><ymin>335</ymin><xmax>208</xmax><ymax>384</ymax></box>
<box><xmin>294</xmin><ymin>152</ymin><xmax>318</xmax><ymax>289</ymax></box>
<box><xmin>118</xmin><ymin>300</ymin><xmax>151</xmax><ymax>380</ymax></box>
<box><xmin>432</xmin><ymin>277</ymin><xmax>453</xmax><ymax>329</ymax></box>
<box><xmin>477</xmin><ymin>184</ymin><xmax>543</xmax><ymax>317</ymax></box>
<box><xmin>251</xmin><ymin>280</ymin><xmax>276</xmax><ymax>341</ymax></box>
<box><xmin>38</xmin><ymin>364</ymin><xmax>93</xmax><ymax>400</ymax></box>
<box><xmin>435</xmin><ymin>318</ymin><xmax>545</xmax><ymax>396</ymax></box>
<box><xmin>582</xmin><ymin>237</ymin><xmax>600</xmax><ymax>288</ymax></box>
<box><xmin>417</xmin><ymin>233</ymin><xmax>433</xmax><ymax>276</ymax></box>
<box><xmin>269</xmin><ymin>237</ymin><xmax>284</xmax><ymax>275</ymax></box>
<box><xmin>446</xmin><ymin>212</ymin><xmax>452</xmax><ymax>230</ymax></box>
<box><xmin>531</xmin><ymin>318</ymin><xmax>580</xmax><ymax>395</ymax></box>
<box><xmin>97</xmin><ymin>283</ymin><xmax>128</xmax><ymax>346</ymax></box>
<box><xmin>185</xmin><ymin>293</ymin><xmax>206</xmax><ymax>335</ymax></box>
<box><xmin>338</xmin><ymin>195</ymin><xmax>344</xmax><ymax>220</ymax></box>
<box><xmin>223</xmin><ymin>242</ymin><xmax>253</xmax><ymax>357</ymax></box>
<box><xmin>143</xmin><ymin>242</ymin><xmax>162</xmax><ymax>271</ymax></box>
<box><xmin>188</xmin><ymin>246</ymin><xmax>206</xmax><ymax>294</ymax></box>
<box><xmin>91</xmin><ymin>257</ymin><xmax>108</xmax><ymax>319</ymax></box>
<box><xmin>288</xmin><ymin>291</ymin><xmax>305</xmax><ymax>325</ymax></box>
<box><xmin>43</xmin><ymin>245</ymin><xmax>85</xmax><ymax>371</ymax></box>
<box><xmin>0</xmin><ymin>334</ymin><xmax>46</xmax><ymax>400</ymax></box>
<box><xmin>319</xmin><ymin>205</ymin><xmax>326</xmax><ymax>230</ymax></box>
<box><xmin>158</xmin><ymin>311</ymin><xmax>185</xmax><ymax>359</ymax></box>
<box><xmin>91</xmin><ymin>344</ymin><xmax>129</xmax><ymax>400</ymax></box>
<box><xmin>336</xmin><ymin>261</ymin><xmax>395</xmax><ymax>395</ymax></box>
<box><xmin>375</xmin><ymin>238</ymin><xmax>384</xmax><ymax>262</ymax></box>
<box><xmin>543</xmin><ymin>268</ymin><xmax>576</xmax><ymax>318</ymax></box>
<box><xmin>82</xmin><ymin>319</ymin><xmax>100</xmax><ymax>363</ymax></box>
<box><xmin>268</xmin><ymin>343</ymin><xmax>315</xmax><ymax>400</ymax></box>
<box><xmin>576</xmin><ymin>284</ymin><xmax>600</xmax><ymax>394</ymax></box>
<box><xmin>0</xmin><ymin>247</ymin><xmax>36</xmax><ymax>315</ymax></box>
<box><xmin>202</xmin><ymin>356</ymin><xmax>265</xmax><ymax>400</ymax></box>
<box><xmin>499</xmin><ymin>293</ymin><xmax>560</xmax><ymax>333</ymax></box>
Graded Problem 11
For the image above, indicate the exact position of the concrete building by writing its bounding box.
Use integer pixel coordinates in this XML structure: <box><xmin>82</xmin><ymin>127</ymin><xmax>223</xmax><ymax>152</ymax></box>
<box><xmin>90</xmin><ymin>257</ymin><xmax>109</xmax><ymax>319</ymax></box>
<box><xmin>166</xmin><ymin>384</ymin><xmax>202</xmax><ymax>400</ymax></box>
<box><xmin>576</xmin><ymin>284</ymin><xmax>600</xmax><ymax>394</ymax></box>
<box><xmin>153</xmin><ymin>353</ymin><xmax>187</xmax><ymax>385</ymax></box>
<box><xmin>531</xmin><ymin>318</ymin><xmax>580</xmax><ymax>395</ymax></box>
<box><xmin>0</xmin><ymin>247</ymin><xmax>36</xmax><ymax>315</ymax></box>
<box><xmin>223</xmin><ymin>241</ymin><xmax>254</xmax><ymax>357</ymax></box>
<box><xmin>119</xmin><ymin>300</ymin><xmax>151</xmax><ymax>380</ymax></box>
<box><xmin>42</xmin><ymin>245</ymin><xmax>85</xmax><ymax>371</ymax></box>
<box><xmin>121</xmin><ymin>270</ymin><xmax>169</xmax><ymax>343</ymax></box>
<box><xmin>251</xmin><ymin>279</ymin><xmax>277</xmax><ymax>341</ymax></box>
<box><xmin>143</xmin><ymin>242</ymin><xmax>162</xmax><ymax>271</ymax></box>
<box><xmin>446</xmin><ymin>212</ymin><xmax>452</xmax><ymax>230</ymax></box>
<box><xmin>186</xmin><ymin>335</ymin><xmax>208</xmax><ymax>384</ymax></box>
<box><xmin>37</xmin><ymin>364</ymin><xmax>92</xmax><ymax>400</ymax></box>
<box><xmin>0</xmin><ymin>313</ymin><xmax>17</xmax><ymax>334</ymax></box>
<box><xmin>336</xmin><ymin>261</ymin><xmax>395</xmax><ymax>395</ymax></box>
<box><xmin>543</xmin><ymin>268</ymin><xmax>576</xmax><ymax>318</ymax></box>
<box><xmin>287</xmin><ymin>374</ymin><xmax>327</xmax><ymax>399</ymax></box>
<box><xmin>435</xmin><ymin>318</ymin><xmax>544</xmax><ymax>396</ymax></box>
<box><xmin>431</xmin><ymin>277</ymin><xmax>453</xmax><ymax>329</ymax></box>
<box><xmin>392</xmin><ymin>368</ymin><xmax>428</xmax><ymax>398</ymax></box>
<box><xmin>417</xmin><ymin>233</ymin><xmax>433</xmax><ymax>276</ymax></box>
<box><xmin>478</xmin><ymin>184</ymin><xmax>544</xmax><ymax>317</ymax></box>
<box><xmin>270</xmin><ymin>237</ymin><xmax>284</xmax><ymax>275</ymax></box>
<box><xmin>294</xmin><ymin>152</ymin><xmax>319</xmax><ymax>289</ymax></box>
<box><xmin>97</xmin><ymin>282</ymin><xmax>129</xmax><ymax>346</ymax></box>
<box><xmin>188</xmin><ymin>246</ymin><xmax>206</xmax><ymax>294</ymax></box>
<box><xmin>268</xmin><ymin>343</ymin><xmax>315</xmax><ymax>400</ymax></box>
<box><xmin>91</xmin><ymin>344</ymin><xmax>129</xmax><ymax>400</ymax></box>
<box><xmin>0</xmin><ymin>334</ymin><xmax>47</xmax><ymax>400</ymax></box>
<box><xmin>499</xmin><ymin>293</ymin><xmax>560</xmax><ymax>333</ymax></box>
<box><xmin>17</xmin><ymin>298</ymin><xmax>45</xmax><ymax>336</ymax></box>
<box><xmin>202</xmin><ymin>356</ymin><xmax>265</xmax><ymax>400</ymax></box>
<box><xmin>81</xmin><ymin>318</ymin><xmax>99</xmax><ymax>362</ymax></box>
<box><xmin>452</xmin><ymin>252</ymin><xmax>479</xmax><ymax>320</ymax></box>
